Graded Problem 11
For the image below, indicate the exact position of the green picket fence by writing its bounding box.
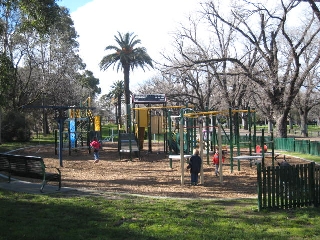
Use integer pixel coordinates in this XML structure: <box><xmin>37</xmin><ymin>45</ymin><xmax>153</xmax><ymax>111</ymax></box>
<box><xmin>274</xmin><ymin>138</ymin><xmax>295</xmax><ymax>152</ymax></box>
<box><xmin>274</xmin><ymin>138</ymin><xmax>320</xmax><ymax>156</ymax></box>
<box><xmin>257</xmin><ymin>162</ymin><xmax>320</xmax><ymax>210</ymax></box>
<box><xmin>220</xmin><ymin>135</ymin><xmax>273</xmax><ymax>148</ymax></box>
<box><xmin>310</xmin><ymin>141</ymin><xmax>320</xmax><ymax>156</ymax></box>
<box><xmin>217</xmin><ymin>136</ymin><xmax>320</xmax><ymax>156</ymax></box>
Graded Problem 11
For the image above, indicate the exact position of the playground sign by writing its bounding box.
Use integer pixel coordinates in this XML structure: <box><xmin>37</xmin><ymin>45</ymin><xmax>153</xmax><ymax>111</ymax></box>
<box><xmin>133</xmin><ymin>94</ymin><xmax>166</xmax><ymax>103</ymax></box>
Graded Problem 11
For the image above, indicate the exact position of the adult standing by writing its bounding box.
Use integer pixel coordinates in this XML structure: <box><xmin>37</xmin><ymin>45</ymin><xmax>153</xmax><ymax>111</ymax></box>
<box><xmin>187</xmin><ymin>148</ymin><xmax>202</xmax><ymax>185</ymax></box>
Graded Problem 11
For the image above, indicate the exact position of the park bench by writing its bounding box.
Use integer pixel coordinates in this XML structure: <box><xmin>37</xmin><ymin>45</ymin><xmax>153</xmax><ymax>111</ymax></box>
<box><xmin>119</xmin><ymin>133</ymin><xmax>140</xmax><ymax>159</ymax></box>
<box><xmin>0</xmin><ymin>153</ymin><xmax>61</xmax><ymax>192</ymax></box>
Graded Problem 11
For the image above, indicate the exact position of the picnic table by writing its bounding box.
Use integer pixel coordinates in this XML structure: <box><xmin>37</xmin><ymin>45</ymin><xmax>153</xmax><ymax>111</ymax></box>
<box><xmin>251</xmin><ymin>152</ymin><xmax>272</xmax><ymax>156</ymax></box>
<box><xmin>232</xmin><ymin>155</ymin><xmax>263</xmax><ymax>169</ymax></box>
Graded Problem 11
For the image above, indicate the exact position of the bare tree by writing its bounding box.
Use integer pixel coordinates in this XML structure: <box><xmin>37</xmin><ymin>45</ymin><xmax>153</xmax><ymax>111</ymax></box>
<box><xmin>160</xmin><ymin>16</ymin><xmax>234</xmax><ymax>111</ymax></box>
<box><xmin>185</xmin><ymin>1</ymin><xmax>320</xmax><ymax>137</ymax></box>
<box><xmin>305</xmin><ymin>0</ymin><xmax>320</xmax><ymax>22</ymax></box>
<box><xmin>293</xmin><ymin>66</ymin><xmax>320</xmax><ymax>136</ymax></box>
<box><xmin>161</xmin><ymin>5</ymin><xmax>265</xmax><ymax>131</ymax></box>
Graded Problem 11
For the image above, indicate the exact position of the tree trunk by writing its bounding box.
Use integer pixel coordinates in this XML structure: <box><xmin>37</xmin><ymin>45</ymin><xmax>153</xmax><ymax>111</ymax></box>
<box><xmin>117</xmin><ymin>95</ymin><xmax>122</xmax><ymax>128</ymax></box>
<box><xmin>275</xmin><ymin>113</ymin><xmax>288</xmax><ymax>138</ymax></box>
<box><xmin>0</xmin><ymin>108</ymin><xmax>2</xmax><ymax>144</ymax></box>
<box><xmin>288</xmin><ymin>115</ymin><xmax>293</xmax><ymax>130</ymax></box>
<box><xmin>123</xmin><ymin>65</ymin><xmax>130</xmax><ymax>132</ymax></box>
<box><xmin>299</xmin><ymin>111</ymin><xmax>308</xmax><ymax>137</ymax></box>
<box><xmin>44</xmin><ymin>112</ymin><xmax>50</xmax><ymax>134</ymax></box>
<box><xmin>267</xmin><ymin>118</ymin><xmax>273</xmax><ymax>133</ymax></box>
<box><xmin>242</xmin><ymin>113</ymin><xmax>248</xmax><ymax>130</ymax></box>
<box><xmin>115</xmin><ymin>104</ymin><xmax>118</xmax><ymax>126</ymax></box>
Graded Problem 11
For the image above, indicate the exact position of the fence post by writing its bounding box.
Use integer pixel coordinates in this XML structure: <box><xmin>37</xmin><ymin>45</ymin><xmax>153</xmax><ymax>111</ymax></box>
<box><xmin>315</xmin><ymin>164</ymin><xmax>320</xmax><ymax>207</ymax></box>
<box><xmin>271</xmin><ymin>132</ymin><xmax>274</xmax><ymax>167</ymax></box>
<box><xmin>257</xmin><ymin>162</ymin><xmax>262</xmax><ymax>211</ymax></box>
<box><xmin>310</xmin><ymin>162</ymin><xmax>316</xmax><ymax>207</ymax></box>
<box><xmin>261</xmin><ymin>129</ymin><xmax>265</xmax><ymax>169</ymax></box>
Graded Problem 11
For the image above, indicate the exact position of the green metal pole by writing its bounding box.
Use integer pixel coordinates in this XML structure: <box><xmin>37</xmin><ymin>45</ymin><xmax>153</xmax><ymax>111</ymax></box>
<box><xmin>55</xmin><ymin>129</ymin><xmax>58</xmax><ymax>155</ymax></box>
<box><xmin>206</xmin><ymin>107</ymin><xmax>210</xmax><ymax>164</ymax></box>
<box><xmin>229</xmin><ymin>108</ymin><xmax>234</xmax><ymax>172</ymax></box>
<box><xmin>235</xmin><ymin>108</ymin><xmax>240</xmax><ymax>157</ymax></box>
<box><xmin>235</xmin><ymin>109</ymin><xmax>241</xmax><ymax>171</ymax></box>
<box><xmin>186</xmin><ymin>110</ymin><xmax>191</xmax><ymax>153</ymax></box>
<box><xmin>248</xmin><ymin>107</ymin><xmax>252</xmax><ymax>155</ymax></box>
<box><xmin>168</xmin><ymin>111</ymin><xmax>173</xmax><ymax>168</ymax></box>
<box><xmin>179</xmin><ymin>108</ymin><xmax>185</xmax><ymax>185</ymax></box>
<box><xmin>213</xmin><ymin>126</ymin><xmax>217</xmax><ymax>152</ymax></box>
<box><xmin>253</xmin><ymin>108</ymin><xmax>257</xmax><ymax>151</ymax></box>
<box><xmin>168</xmin><ymin>110</ymin><xmax>172</xmax><ymax>154</ymax></box>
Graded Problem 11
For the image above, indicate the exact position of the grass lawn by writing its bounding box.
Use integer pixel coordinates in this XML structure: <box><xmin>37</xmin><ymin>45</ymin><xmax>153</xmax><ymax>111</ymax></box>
<box><xmin>276</xmin><ymin>151</ymin><xmax>320</xmax><ymax>164</ymax></box>
<box><xmin>1</xmin><ymin>189</ymin><xmax>320</xmax><ymax>239</ymax></box>
<box><xmin>1</xmin><ymin>134</ymin><xmax>320</xmax><ymax>239</ymax></box>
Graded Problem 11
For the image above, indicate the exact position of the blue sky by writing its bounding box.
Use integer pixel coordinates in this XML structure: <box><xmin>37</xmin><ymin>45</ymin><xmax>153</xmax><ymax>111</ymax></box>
<box><xmin>56</xmin><ymin>0</ymin><xmax>203</xmax><ymax>95</ymax></box>
<box><xmin>55</xmin><ymin>0</ymin><xmax>309</xmax><ymax>96</ymax></box>
<box><xmin>58</xmin><ymin>0</ymin><xmax>92</xmax><ymax>13</ymax></box>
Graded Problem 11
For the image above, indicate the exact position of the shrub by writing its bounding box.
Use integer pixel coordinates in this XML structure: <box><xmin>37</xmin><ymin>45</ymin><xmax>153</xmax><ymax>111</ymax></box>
<box><xmin>1</xmin><ymin>111</ymin><xmax>31</xmax><ymax>142</ymax></box>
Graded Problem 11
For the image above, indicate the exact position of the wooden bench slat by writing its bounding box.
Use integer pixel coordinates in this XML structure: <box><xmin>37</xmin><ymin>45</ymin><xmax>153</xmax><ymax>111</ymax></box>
<box><xmin>0</xmin><ymin>155</ymin><xmax>10</xmax><ymax>172</ymax></box>
<box><xmin>0</xmin><ymin>153</ymin><xmax>61</xmax><ymax>192</ymax></box>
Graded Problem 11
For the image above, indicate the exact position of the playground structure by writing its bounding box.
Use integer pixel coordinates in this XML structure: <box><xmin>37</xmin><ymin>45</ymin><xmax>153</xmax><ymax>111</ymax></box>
<box><xmin>131</xmin><ymin>104</ymin><xmax>269</xmax><ymax>160</ymax></box>
<box><xmin>54</xmin><ymin>97</ymin><xmax>102</xmax><ymax>156</ymax></box>
<box><xmin>183</xmin><ymin>108</ymin><xmax>276</xmax><ymax>165</ymax></box>
<box><xmin>23</xmin><ymin>97</ymin><xmax>100</xmax><ymax>167</ymax></box>
<box><xmin>129</xmin><ymin>100</ymin><xmax>276</xmax><ymax>185</ymax></box>
<box><xmin>181</xmin><ymin>108</ymin><xmax>276</xmax><ymax>184</ymax></box>
<box><xmin>114</xmin><ymin>93</ymin><xmax>277</xmax><ymax>186</ymax></box>
<box><xmin>131</xmin><ymin>94</ymin><xmax>167</xmax><ymax>155</ymax></box>
<box><xmin>130</xmin><ymin>94</ymin><xmax>199</xmax><ymax>154</ymax></box>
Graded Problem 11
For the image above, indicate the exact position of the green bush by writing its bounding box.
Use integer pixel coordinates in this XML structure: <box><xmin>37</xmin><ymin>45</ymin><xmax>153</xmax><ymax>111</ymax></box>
<box><xmin>1</xmin><ymin>111</ymin><xmax>31</xmax><ymax>142</ymax></box>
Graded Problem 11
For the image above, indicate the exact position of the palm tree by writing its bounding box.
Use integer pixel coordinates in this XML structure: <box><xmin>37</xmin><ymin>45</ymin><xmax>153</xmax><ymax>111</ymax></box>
<box><xmin>99</xmin><ymin>32</ymin><xmax>153</xmax><ymax>131</ymax></box>
<box><xmin>107</xmin><ymin>80</ymin><xmax>124</xmax><ymax>128</ymax></box>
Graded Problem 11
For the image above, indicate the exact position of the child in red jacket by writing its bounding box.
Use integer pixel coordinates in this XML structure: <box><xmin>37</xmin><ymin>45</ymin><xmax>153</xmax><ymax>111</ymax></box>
<box><xmin>212</xmin><ymin>150</ymin><xmax>225</xmax><ymax>176</ymax></box>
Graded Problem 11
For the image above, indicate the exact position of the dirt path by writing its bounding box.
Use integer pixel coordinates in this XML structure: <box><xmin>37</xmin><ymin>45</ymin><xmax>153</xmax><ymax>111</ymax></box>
<box><xmin>7</xmin><ymin>142</ymin><xmax>309</xmax><ymax>199</ymax></box>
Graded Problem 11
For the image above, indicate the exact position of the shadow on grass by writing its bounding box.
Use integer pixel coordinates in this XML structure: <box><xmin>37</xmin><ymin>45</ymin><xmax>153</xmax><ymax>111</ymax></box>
<box><xmin>0</xmin><ymin>189</ymin><xmax>151</xmax><ymax>240</ymax></box>
<box><xmin>2</xmin><ymin>188</ymin><xmax>320</xmax><ymax>240</ymax></box>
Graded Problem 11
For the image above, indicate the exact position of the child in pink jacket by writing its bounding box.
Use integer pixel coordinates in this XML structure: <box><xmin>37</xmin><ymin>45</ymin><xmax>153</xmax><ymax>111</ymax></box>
<box><xmin>90</xmin><ymin>137</ymin><xmax>101</xmax><ymax>163</ymax></box>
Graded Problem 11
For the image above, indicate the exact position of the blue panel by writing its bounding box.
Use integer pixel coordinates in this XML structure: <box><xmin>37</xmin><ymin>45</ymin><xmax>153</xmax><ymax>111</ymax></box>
<box><xmin>70</xmin><ymin>119</ymin><xmax>76</xmax><ymax>148</ymax></box>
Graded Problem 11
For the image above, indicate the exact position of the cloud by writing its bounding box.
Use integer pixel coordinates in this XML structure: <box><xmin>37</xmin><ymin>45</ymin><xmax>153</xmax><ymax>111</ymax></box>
<box><xmin>70</xmin><ymin>0</ymin><xmax>200</xmax><ymax>95</ymax></box>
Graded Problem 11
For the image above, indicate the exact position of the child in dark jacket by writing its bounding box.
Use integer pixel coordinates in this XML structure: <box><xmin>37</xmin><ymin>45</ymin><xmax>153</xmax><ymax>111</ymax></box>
<box><xmin>187</xmin><ymin>148</ymin><xmax>202</xmax><ymax>185</ymax></box>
